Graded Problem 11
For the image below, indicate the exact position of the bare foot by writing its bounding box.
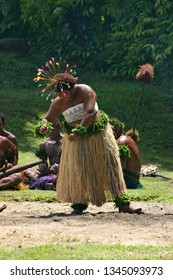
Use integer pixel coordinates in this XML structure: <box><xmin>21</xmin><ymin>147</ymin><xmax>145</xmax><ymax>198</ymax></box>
<box><xmin>0</xmin><ymin>204</ymin><xmax>7</xmax><ymax>212</ymax></box>
<box><xmin>119</xmin><ymin>204</ymin><xmax>143</xmax><ymax>214</ymax></box>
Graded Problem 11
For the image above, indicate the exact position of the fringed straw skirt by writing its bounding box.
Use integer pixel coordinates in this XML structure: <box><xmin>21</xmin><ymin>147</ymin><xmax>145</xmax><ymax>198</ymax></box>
<box><xmin>56</xmin><ymin>123</ymin><xmax>127</xmax><ymax>206</ymax></box>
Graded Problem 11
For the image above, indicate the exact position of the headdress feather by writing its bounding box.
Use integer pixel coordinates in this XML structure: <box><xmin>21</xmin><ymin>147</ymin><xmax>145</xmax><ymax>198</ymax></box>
<box><xmin>34</xmin><ymin>57</ymin><xmax>78</xmax><ymax>100</ymax></box>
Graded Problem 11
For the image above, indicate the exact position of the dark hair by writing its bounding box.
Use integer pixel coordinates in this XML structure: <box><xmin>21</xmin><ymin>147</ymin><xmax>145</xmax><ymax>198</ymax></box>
<box><xmin>109</xmin><ymin>118</ymin><xmax>124</xmax><ymax>139</ymax></box>
<box><xmin>0</xmin><ymin>112</ymin><xmax>6</xmax><ymax>124</ymax></box>
<box><xmin>126</xmin><ymin>129</ymin><xmax>139</xmax><ymax>143</ymax></box>
<box><xmin>52</xmin><ymin>73</ymin><xmax>77</xmax><ymax>92</ymax></box>
<box><xmin>54</xmin><ymin>81</ymin><xmax>74</xmax><ymax>92</ymax></box>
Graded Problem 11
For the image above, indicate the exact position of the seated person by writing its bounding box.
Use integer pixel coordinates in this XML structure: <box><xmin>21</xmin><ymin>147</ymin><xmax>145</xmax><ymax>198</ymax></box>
<box><xmin>110</xmin><ymin>119</ymin><xmax>143</xmax><ymax>189</ymax></box>
<box><xmin>38</xmin><ymin>120</ymin><xmax>62</xmax><ymax>166</ymax></box>
<box><xmin>0</xmin><ymin>112</ymin><xmax>18</xmax><ymax>162</ymax></box>
<box><xmin>24</xmin><ymin>120</ymin><xmax>62</xmax><ymax>190</ymax></box>
<box><xmin>0</xmin><ymin>135</ymin><xmax>22</xmax><ymax>190</ymax></box>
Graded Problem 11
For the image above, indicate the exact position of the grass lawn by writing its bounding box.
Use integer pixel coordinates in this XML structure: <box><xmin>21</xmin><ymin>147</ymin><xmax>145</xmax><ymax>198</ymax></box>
<box><xmin>0</xmin><ymin>243</ymin><xmax>173</xmax><ymax>260</ymax></box>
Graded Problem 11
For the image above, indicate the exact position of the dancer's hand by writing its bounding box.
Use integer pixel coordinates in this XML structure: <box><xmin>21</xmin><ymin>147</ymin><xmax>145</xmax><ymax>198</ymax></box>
<box><xmin>39</xmin><ymin>125</ymin><xmax>48</xmax><ymax>135</ymax></box>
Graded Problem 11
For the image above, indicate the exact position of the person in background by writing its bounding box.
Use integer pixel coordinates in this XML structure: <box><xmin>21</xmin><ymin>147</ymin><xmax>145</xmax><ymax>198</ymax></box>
<box><xmin>38</xmin><ymin>120</ymin><xmax>62</xmax><ymax>166</ymax></box>
<box><xmin>0</xmin><ymin>135</ymin><xmax>23</xmax><ymax>190</ymax></box>
<box><xmin>23</xmin><ymin>120</ymin><xmax>62</xmax><ymax>190</ymax></box>
<box><xmin>0</xmin><ymin>112</ymin><xmax>18</xmax><ymax>163</ymax></box>
<box><xmin>111</xmin><ymin>119</ymin><xmax>143</xmax><ymax>189</ymax></box>
<box><xmin>34</xmin><ymin>57</ymin><xmax>142</xmax><ymax>214</ymax></box>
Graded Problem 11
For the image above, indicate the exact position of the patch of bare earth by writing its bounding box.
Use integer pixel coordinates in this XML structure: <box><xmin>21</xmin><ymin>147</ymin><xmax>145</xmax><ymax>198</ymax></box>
<box><xmin>0</xmin><ymin>201</ymin><xmax>173</xmax><ymax>248</ymax></box>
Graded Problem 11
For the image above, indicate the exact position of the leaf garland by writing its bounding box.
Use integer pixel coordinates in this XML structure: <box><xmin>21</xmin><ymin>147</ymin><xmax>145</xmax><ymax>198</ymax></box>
<box><xmin>61</xmin><ymin>110</ymin><xmax>109</xmax><ymax>137</ymax></box>
<box><xmin>35</xmin><ymin>120</ymin><xmax>53</xmax><ymax>138</ymax></box>
<box><xmin>119</xmin><ymin>144</ymin><xmax>131</xmax><ymax>158</ymax></box>
<box><xmin>109</xmin><ymin>118</ymin><xmax>125</xmax><ymax>129</ymax></box>
<box><xmin>113</xmin><ymin>194</ymin><xmax>131</xmax><ymax>208</ymax></box>
<box><xmin>71</xmin><ymin>203</ymin><xmax>88</xmax><ymax>211</ymax></box>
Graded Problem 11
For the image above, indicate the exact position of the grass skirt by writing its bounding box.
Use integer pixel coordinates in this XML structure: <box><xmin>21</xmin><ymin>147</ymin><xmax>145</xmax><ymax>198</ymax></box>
<box><xmin>56</xmin><ymin>124</ymin><xmax>127</xmax><ymax>206</ymax></box>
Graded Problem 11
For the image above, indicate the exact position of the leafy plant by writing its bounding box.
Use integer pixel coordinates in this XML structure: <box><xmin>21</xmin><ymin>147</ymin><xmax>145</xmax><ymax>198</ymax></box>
<box><xmin>20</xmin><ymin>0</ymin><xmax>111</xmax><ymax>71</ymax></box>
<box><xmin>0</xmin><ymin>0</ymin><xmax>28</xmax><ymax>38</ymax></box>
<box><xmin>104</xmin><ymin>0</ymin><xmax>173</xmax><ymax>87</ymax></box>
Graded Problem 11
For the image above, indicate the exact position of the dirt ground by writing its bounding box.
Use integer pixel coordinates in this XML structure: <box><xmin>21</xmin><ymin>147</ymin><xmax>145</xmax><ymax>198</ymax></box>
<box><xmin>0</xmin><ymin>201</ymin><xmax>173</xmax><ymax>249</ymax></box>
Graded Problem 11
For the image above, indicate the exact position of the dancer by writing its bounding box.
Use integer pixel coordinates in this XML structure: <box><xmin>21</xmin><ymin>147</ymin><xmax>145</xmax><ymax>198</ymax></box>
<box><xmin>0</xmin><ymin>112</ymin><xmax>18</xmax><ymax>163</ymax></box>
<box><xmin>34</xmin><ymin>58</ymin><xmax>142</xmax><ymax>214</ymax></box>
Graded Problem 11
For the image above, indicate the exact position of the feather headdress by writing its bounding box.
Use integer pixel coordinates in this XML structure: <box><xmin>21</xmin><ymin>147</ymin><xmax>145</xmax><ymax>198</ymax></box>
<box><xmin>34</xmin><ymin>57</ymin><xmax>78</xmax><ymax>100</ymax></box>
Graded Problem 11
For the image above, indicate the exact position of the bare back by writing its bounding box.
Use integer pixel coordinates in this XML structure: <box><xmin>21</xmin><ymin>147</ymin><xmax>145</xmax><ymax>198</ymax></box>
<box><xmin>117</xmin><ymin>135</ymin><xmax>141</xmax><ymax>174</ymax></box>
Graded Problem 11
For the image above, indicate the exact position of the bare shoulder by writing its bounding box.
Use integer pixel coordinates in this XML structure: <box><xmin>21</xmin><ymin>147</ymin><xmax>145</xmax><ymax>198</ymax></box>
<box><xmin>1</xmin><ymin>130</ymin><xmax>17</xmax><ymax>142</ymax></box>
<box><xmin>75</xmin><ymin>84</ymin><xmax>96</xmax><ymax>102</ymax></box>
<box><xmin>48</xmin><ymin>96</ymin><xmax>62</xmax><ymax>111</ymax></box>
<box><xmin>76</xmin><ymin>84</ymin><xmax>96</xmax><ymax>95</ymax></box>
<box><xmin>7</xmin><ymin>133</ymin><xmax>17</xmax><ymax>142</ymax></box>
<box><xmin>117</xmin><ymin>135</ymin><xmax>129</xmax><ymax>145</ymax></box>
<box><xmin>39</xmin><ymin>141</ymin><xmax>46</xmax><ymax>148</ymax></box>
<box><xmin>118</xmin><ymin>135</ymin><xmax>135</xmax><ymax>148</ymax></box>
<box><xmin>51</xmin><ymin>96</ymin><xmax>61</xmax><ymax>106</ymax></box>
<box><xmin>0</xmin><ymin>135</ymin><xmax>15</xmax><ymax>150</ymax></box>
<box><xmin>45</xmin><ymin>96</ymin><xmax>62</xmax><ymax>121</ymax></box>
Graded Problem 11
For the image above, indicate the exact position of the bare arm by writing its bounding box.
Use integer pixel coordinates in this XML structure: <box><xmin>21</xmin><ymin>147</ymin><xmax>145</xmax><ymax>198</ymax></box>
<box><xmin>6</xmin><ymin>150</ymin><xmax>17</xmax><ymax>167</ymax></box>
<box><xmin>68</xmin><ymin>85</ymin><xmax>97</xmax><ymax>142</ymax></box>
<box><xmin>44</xmin><ymin>97</ymin><xmax>61</xmax><ymax>123</ymax></box>
<box><xmin>39</xmin><ymin>98</ymin><xmax>61</xmax><ymax>135</ymax></box>
<box><xmin>38</xmin><ymin>142</ymin><xmax>48</xmax><ymax>162</ymax></box>
<box><xmin>0</xmin><ymin>131</ymin><xmax>19</xmax><ymax>163</ymax></box>
<box><xmin>0</xmin><ymin>140</ymin><xmax>17</xmax><ymax>171</ymax></box>
<box><xmin>80</xmin><ymin>85</ymin><xmax>97</xmax><ymax>128</ymax></box>
<box><xmin>117</xmin><ymin>136</ymin><xmax>128</xmax><ymax>171</ymax></box>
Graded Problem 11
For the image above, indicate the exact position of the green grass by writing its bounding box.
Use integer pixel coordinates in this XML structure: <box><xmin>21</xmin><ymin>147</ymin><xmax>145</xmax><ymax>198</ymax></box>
<box><xmin>0</xmin><ymin>176</ymin><xmax>173</xmax><ymax>203</ymax></box>
<box><xmin>130</xmin><ymin>177</ymin><xmax>173</xmax><ymax>202</ymax></box>
<box><xmin>0</xmin><ymin>51</ymin><xmax>172</xmax><ymax>168</ymax></box>
<box><xmin>0</xmin><ymin>51</ymin><xmax>173</xmax><ymax>167</ymax></box>
<box><xmin>0</xmin><ymin>243</ymin><xmax>173</xmax><ymax>260</ymax></box>
<box><xmin>0</xmin><ymin>190</ymin><xmax>57</xmax><ymax>202</ymax></box>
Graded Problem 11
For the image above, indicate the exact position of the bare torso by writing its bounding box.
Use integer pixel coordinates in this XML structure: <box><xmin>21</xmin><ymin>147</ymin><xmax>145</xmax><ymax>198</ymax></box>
<box><xmin>45</xmin><ymin>84</ymin><xmax>101</xmax><ymax>128</ymax></box>
<box><xmin>0</xmin><ymin>129</ymin><xmax>18</xmax><ymax>163</ymax></box>
<box><xmin>0</xmin><ymin>136</ymin><xmax>22</xmax><ymax>189</ymax></box>
<box><xmin>40</xmin><ymin>139</ymin><xmax>61</xmax><ymax>165</ymax></box>
<box><xmin>0</xmin><ymin>130</ymin><xmax>17</xmax><ymax>145</ymax></box>
<box><xmin>0</xmin><ymin>136</ymin><xmax>16</xmax><ymax>169</ymax></box>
